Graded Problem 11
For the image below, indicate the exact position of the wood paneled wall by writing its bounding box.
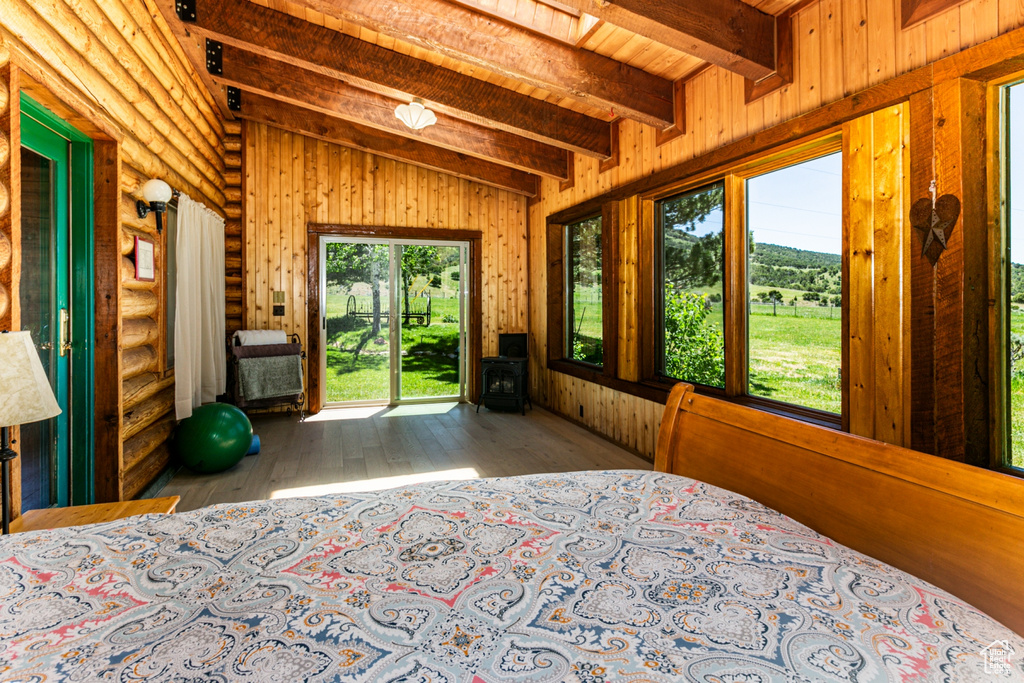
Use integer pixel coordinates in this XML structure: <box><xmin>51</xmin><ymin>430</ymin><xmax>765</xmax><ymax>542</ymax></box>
<box><xmin>844</xmin><ymin>104</ymin><xmax>912</xmax><ymax>445</ymax></box>
<box><xmin>528</xmin><ymin>0</ymin><xmax>1024</xmax><ymax>460</ymax></box>
<box><xmin>0</xmin><ymin>0</ymin><xmax>226</xmax><ymax>511</ymax></box>
<box><xmin>225</xmin><ymin>121</ymin><xmax>244</xmax><ymax>334</ymax></box>
<box><xmin>242</xmin><ymin>120</ymin><xmax>528</xmax><ymax>398</ymax></box>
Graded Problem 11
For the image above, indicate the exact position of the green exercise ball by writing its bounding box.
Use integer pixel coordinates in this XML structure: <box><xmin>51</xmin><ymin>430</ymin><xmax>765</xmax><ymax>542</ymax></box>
<box><xmin>176</xmin><ymin>403</ymin><xmax>253</xmax><ymax>474</ymax></box>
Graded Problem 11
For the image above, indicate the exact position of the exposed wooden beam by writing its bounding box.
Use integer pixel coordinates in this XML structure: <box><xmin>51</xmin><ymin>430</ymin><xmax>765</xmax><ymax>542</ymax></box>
<box><xmin>214</xmin><ymin>45</ymin><xmax>569</xmax><ymax>179</ymax></box>
<box><xmin>237</xmin><ymin>93</ymin><xmax>540</xmax><ymax>197</ymax></box>
<box><xmin>150</xmin><ymin>0</ymin><xmax>233</xmax><ymax>118</ymax></box>
<box><xmin>558</xmin><ymin>0</ymin><xmax>777</xmax><ymax>82</ymax></box>
<box><xmin>445</xmin><ymin>0</ymin><xmax>581</xmax><ymax>45</ymax></box>
<box><xmin>287</xmin><ymin>0</ymin><xmax>676</xmax><ymax>128</ymax></box>
<box><xmin>574</xmin><ymin>14</ymin><xmax>605</xmax><ymax>48</ymax></box>
<box><xmin>168</xmin><ymin>0</ymin><xmax>612</xmax><ymax>159</ymax></box>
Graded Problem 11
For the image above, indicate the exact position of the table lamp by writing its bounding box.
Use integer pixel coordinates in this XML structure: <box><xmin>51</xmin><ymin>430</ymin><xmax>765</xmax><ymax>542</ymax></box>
<box><xmin>0</xmin><ymin>331</ymin><xmax>61</xmax><ymax>535</ymax></box>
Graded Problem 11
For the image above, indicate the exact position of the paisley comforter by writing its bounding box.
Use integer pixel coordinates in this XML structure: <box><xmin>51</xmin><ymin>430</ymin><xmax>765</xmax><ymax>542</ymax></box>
<box><xmin>1</xmin><ymin>470</ymin><xmax>1022</xmax><ymax>682</ymax></box>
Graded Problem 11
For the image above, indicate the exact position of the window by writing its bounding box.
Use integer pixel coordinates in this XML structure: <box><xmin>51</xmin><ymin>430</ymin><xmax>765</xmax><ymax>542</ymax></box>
<box><xmin>1006</xmin><ymin>82</ymin><xmax>1024</xmax><ymax>470</ymax></box>
<box><xmin>746</xmin><ymin>153</ymin><xmax>843</xmax><ymax>414</ymax></box>
<box><xmin>657</xmin><ymin>182</ymin><xmax>725</xmax><ymax>388</ymax></box>
<box><xmin>566</xmin><ymin>216</ymin><xmax>603</xmax><ymax>366</ymax></box>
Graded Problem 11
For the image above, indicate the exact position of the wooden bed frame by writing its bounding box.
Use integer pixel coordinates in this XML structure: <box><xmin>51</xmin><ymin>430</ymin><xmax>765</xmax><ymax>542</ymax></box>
<box><xmin>655</xmin><ymin>383</ymin><xmax>1024</xmax><ymax>636</ymax></box>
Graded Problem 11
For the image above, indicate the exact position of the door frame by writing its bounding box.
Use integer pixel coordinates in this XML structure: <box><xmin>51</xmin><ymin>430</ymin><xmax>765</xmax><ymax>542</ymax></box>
<box><xmin>317</xmin><ymin>236</ymin><xmax>470</xmax><ymax>407</ymax></box>
<box><xmin>307</xmin><ymin>224</ymin><xmax>483</xmax><ymax>414</ymax></box>
<box><xmin>19</xmin><ymin>94</ymin><xmax>95</xmax><ymax>506</ymax></box>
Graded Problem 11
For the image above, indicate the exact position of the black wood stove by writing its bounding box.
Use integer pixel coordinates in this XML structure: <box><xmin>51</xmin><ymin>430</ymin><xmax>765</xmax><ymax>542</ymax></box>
<box><xmin>478</xmin><ymin>333</ymin><xmax>532</xmax><ymax>415</ymax></box>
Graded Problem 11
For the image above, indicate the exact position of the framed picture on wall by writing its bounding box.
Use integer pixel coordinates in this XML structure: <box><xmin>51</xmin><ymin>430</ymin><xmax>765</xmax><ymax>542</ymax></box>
<box><xmin>135</xmin><ymin>236</ymin><xmax>155</xmax><ymax>282</ymax></box>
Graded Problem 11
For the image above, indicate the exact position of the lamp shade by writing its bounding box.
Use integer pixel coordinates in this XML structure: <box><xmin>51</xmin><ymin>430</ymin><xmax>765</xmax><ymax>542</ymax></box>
<box><xmin>0</xmin><ymin>332</ymin><xmax>61</xmax><ymax>427</ymax></box>
<box><xmin>395</xmin><ymin>99</ymin><xmax>437</xmax><ymax>130</ymax></box>
<box><xmin>141</xmin><ymin>178</ymin><xmax>173</xmax><ymax>204</ymax></box>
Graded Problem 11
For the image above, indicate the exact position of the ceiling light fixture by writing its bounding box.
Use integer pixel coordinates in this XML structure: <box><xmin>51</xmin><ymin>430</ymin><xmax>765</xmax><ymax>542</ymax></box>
<box><xmin>395</xmin><ymin>98</ymin><xmax>437</xmax><ymax>130</ymax></box>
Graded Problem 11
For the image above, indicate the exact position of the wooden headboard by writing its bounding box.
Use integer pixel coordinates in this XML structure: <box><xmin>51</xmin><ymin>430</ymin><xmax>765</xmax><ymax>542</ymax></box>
<box><xmin>655</xmin><ymin>383</ymin><xmax>1024</xmax><ymax>636</ymax></box>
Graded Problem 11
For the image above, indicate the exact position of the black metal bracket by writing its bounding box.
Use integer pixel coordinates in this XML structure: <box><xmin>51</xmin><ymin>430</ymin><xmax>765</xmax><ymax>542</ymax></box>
<box><xmin>175</xmin><ymin>0</ymin><xmax>196</xmax><ymax>22</ymax></box>
<box><xmin>205</xmin><ymin>39</ymin><xmax>222</xmax><ymax>75</ymax></box>
<box><xmin>227</xmin><ymin>87</ymin><xmax>241</xmax><ymax>111</ymax></box>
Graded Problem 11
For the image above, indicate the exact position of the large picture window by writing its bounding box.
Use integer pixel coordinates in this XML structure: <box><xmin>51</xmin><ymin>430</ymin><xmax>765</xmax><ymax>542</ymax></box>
<box><xmin>658</xmin><ymin>183</ymin><xmax>726</xmax><ymax>388</ymax></box>
<box><xmin>746</xmin><ymin>153</ymin><xmax>843</xmax><ymax>414</ymax></box>
<box><xmin>566</xmin><ymin>216</ymin><xmax>603</xmax><ymax>366</ymax></box>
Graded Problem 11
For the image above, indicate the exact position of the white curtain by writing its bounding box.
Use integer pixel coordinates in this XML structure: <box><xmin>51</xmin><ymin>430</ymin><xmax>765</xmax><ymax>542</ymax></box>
<box><xmin>174</xmin><ymin>195</ymin><xmax>226</xmax><ymax>420</ymax></box>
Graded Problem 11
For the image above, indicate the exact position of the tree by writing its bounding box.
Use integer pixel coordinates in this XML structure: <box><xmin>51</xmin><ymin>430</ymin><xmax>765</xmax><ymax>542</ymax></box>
<box><xmin>325</xmin><ymin>243</ymin><xmax>388</xmax><ymax>334</ymax></box>
<box><xmin>764</xmin><ymin>289</ymin><xmax>783</xmax><ymax>315</ymax></box>
<box><xmin>663</xmin><ymin>290</ymin><xmax>724</xmax><ymax>387</ymax></box>
<box><xmin>400</xmin><ymin>245</ymin><xmax>444</xmax><ymax>319</ymax></box>
<box><xmin>662</xmin><ymin>186</ymin><xmax>725</xmax><ymax>290</ymax></box>
<box><xmin>570</xmin><ymin>217</ymin><xmax>602</xmax><ymax>289</ymax></box>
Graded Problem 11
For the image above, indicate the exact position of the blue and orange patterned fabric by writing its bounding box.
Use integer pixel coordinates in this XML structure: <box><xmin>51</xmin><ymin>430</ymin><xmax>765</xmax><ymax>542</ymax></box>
<box><xmin>2</xmin><ymin>471</ymin><xmax>1022</xmax><ymax>681</ymax></box>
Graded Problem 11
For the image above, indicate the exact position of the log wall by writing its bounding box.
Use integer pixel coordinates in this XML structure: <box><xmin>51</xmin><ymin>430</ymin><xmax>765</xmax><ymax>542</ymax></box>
<box><xmin>527</xmin><ymin>0</ymin><xmax>1024</xmax><ymax>461</ymax></box>
<box><xmin>242</xmin><ymin>119</ymin><xmax>528</xmax><ymax>402</ymax></box>
<box><xmin>0</xmin><ymin>0</ymin><xmax>226</xmax><ymax>511</ymax></box>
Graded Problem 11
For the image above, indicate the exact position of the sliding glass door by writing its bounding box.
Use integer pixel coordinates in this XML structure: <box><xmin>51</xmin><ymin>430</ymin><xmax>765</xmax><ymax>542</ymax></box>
<box><xmin>320</xmin><ymin>237</ymin><xmax>468</xmax><ymax>406</ymax></box>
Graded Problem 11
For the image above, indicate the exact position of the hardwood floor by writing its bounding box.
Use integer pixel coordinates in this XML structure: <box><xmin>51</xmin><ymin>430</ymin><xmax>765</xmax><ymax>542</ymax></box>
<box><xmin>160</xmin><ymin>403</ymin><xmax>652</xmax><ymax>512</ymax></box>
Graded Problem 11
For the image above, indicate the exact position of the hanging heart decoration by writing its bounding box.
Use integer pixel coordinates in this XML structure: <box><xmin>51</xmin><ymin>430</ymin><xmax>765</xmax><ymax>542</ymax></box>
<box><xmin>910</xmin><ymin>193</ymin><xmax>960</xmax><ymax>266</ymax></box>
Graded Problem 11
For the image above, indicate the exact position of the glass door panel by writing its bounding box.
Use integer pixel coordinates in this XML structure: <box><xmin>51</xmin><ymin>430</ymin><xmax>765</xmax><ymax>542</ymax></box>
<box><xmin>396</xmin><ymin>243</ymin><xmax>465</xmax><ymax>400</ymax></box>
<box><xmin>322</xmin><ymin>239</ymin><xmax>392</xmax><ymax>403</ymax></box>
<box><xmin>19</xmin><ymin>126</ymin><xmax>71</xmax><ymax>511</ymax></box>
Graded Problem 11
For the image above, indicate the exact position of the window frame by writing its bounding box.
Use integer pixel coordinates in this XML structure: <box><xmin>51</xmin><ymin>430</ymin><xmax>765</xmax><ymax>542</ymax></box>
<box><xmin>546</xmin><ymin>202</ymin><xmax>622</xmax><ymax>388</ymax></box>
<box><xmin>990</xmin><ymin>74</ymin><xmax>1024</xmax><ymax>474</ymax></box>
<box><xmin>546</xmin><ymin>132</ymin><xmax>847</xmax><ymax>426</ymax></box>
<box><xmin>652</xmin><ymin>180</ymin><xmax>729</xmax><ymax>394</ymax></box>
<box><xmin>639</xmin><ymin>136</ymin><xmax>845</xmax><ymax>427</ymax></box>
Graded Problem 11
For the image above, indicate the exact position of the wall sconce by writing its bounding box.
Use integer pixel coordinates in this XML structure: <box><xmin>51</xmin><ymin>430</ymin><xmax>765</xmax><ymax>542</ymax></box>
<box><xmin>135</xmin><ymin>179</ymin><xmax>177</xmax><ymax>234</ymax></box>
<box><xmin>395</xmin><ymin>98</ymin><xmax>437</xmax><ymax>130</ymax></box>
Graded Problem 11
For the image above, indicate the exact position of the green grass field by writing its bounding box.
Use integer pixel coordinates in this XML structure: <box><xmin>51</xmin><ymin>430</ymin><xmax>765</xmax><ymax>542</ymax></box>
<box><xmin>1010</xmin><ymin>309</ymin><xmax>1024</xmax><ymax>468</ymax></box>
<box><xmin>324</xmin><ymin>290</ymin><xmax>462</xmax><ymax>402</ymax></box>
<box><xmin>570</xmin><ymin>288</ymin><xmax>603</xmax><ymax>365</ymax></box>
<box><xmin>748</xmin><ymin>308</ymin><xmax>841</xmax><ymax>414</ymax></box>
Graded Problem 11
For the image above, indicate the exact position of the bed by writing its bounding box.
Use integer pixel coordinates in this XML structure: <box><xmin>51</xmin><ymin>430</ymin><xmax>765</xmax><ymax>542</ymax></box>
<box><xmin>2</xmin><ymin>386</ymin><xmax>1023</xmax><ymax>681</ymax></box>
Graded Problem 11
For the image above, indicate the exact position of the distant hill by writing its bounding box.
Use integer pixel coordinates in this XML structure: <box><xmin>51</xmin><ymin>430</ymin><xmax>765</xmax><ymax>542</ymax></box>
<box><xmin>750</xmin><ymin>243</ymin><xmax>841</xmax><ymax>294</ymax></box>
<box><xmin>664</xmin><ymin>231</ymin><xmax>842</xmax><ymax>295</ymax></box>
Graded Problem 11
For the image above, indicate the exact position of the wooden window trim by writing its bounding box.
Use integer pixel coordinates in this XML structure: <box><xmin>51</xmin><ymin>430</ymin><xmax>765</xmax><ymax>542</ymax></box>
<box><xmin>988</xmin><ymin>73</ymin><xmax>1024</xmax><ymax>474</ymax></box>
<box><xmin>547</xmin><ymin>203</ymin><xmax>619</xmax><ymax>380</ymax></box>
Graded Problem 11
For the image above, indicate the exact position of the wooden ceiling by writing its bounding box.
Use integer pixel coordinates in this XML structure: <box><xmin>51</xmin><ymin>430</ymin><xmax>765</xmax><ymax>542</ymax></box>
<box><xmin>157</xmin><ymin>0</ymin><xmax>807</xmax><ymax>195</ymax></box>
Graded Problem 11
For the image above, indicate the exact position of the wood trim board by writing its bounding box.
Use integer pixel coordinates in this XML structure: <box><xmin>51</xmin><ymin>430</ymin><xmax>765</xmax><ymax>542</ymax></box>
<box><xmin>655</xmin><ymin>382</ymin><xmax>1024</xmax><ymax>636</ymax></box>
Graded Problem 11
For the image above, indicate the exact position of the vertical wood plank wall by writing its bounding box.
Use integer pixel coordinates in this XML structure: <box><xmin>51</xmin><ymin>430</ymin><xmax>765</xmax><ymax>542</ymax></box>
<box><xmin>225</xmin><ymin>121</ymin><xmax>244</xmax><ymax>335</ymax></box>
<box><xmin>844</xmin><ymin>105</ymin><xmax>912</xmax><ymax>446</ymax></box>
<box><xmin>241</xmin><ymin>120</ymin><xmax>528</xmax><ymax>391</ymax></box>
<box><xmin>0</xmin><ymin>0</ymin><xmax>227</xmax><ymax>510</ymax></box>
<box><xmin>528</xmin><ymin>0</ymin><xmax>1024</xmax><ymax>460</ymax></box>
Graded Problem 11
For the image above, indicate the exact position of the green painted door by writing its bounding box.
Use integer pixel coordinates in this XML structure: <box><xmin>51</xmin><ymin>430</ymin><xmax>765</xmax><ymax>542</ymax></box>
<box><xmin>19</xmin><ymin>96</ymin><xmax>94</xmax><ymax>510</ymax></box>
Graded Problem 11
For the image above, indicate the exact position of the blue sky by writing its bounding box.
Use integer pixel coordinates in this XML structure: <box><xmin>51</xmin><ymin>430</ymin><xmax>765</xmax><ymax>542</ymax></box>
<box><xmin>673</xmin><ymin>152</ymin><xmax>843</xmax><ymax>255</ymax></box>
<box><xmin>747</xmin><ymin>153</ymin><xmax>843</xmax><ymax>255</ymax></box>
